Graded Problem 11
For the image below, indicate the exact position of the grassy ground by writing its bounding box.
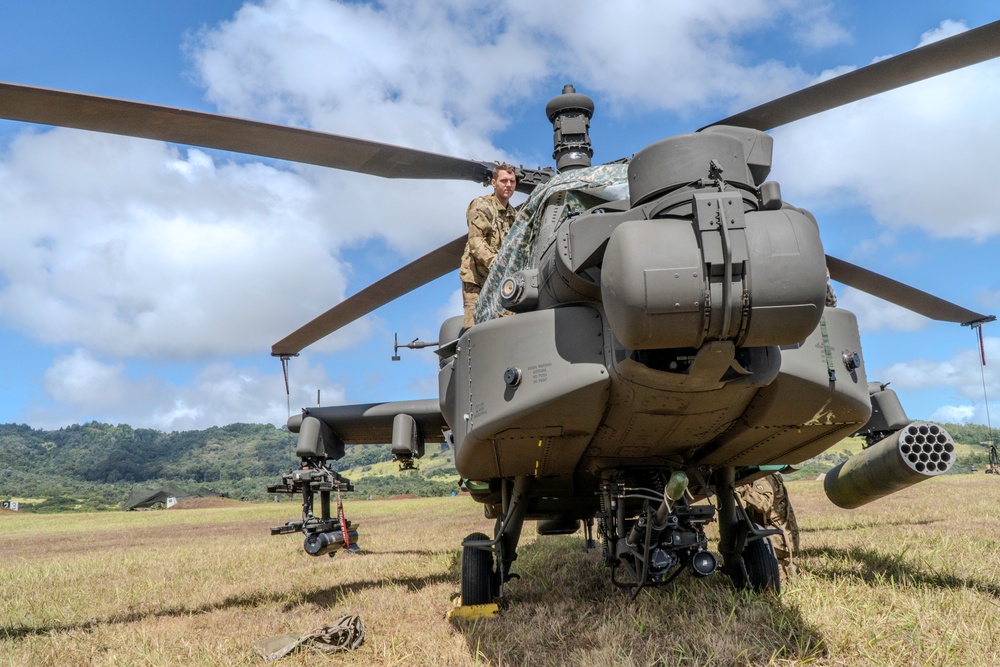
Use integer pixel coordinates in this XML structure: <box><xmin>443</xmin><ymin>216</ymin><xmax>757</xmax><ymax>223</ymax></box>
<box><xmin>1</xmin><ymin>476</ymin><xmax>998</xmax><ymax>666</ymax></box>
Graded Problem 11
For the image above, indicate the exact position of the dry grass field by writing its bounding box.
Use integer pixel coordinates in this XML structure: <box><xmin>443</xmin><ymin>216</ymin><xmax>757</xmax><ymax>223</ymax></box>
<box><xmin>1</xmin><ymin>475</ymin><xmax>998</xmax><ymax>666</ymax></box>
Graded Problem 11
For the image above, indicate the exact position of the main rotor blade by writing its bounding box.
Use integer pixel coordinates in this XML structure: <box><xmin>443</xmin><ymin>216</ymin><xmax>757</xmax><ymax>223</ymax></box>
<box><xmin>272</xmin><ymin>235</ymin><xmax>467</xmax><ymax>357</ymax></box>
<box><xmin>0</xmin><ymin>82</ymin><xmax>493</xmax><ymax>183</ymax></box>
<box><xmin>706</xmin><ymin>19</ymin><xmax>1000</xmax><ymax>131</ymax></box>
<box><xmin>826</xmin><ymin>255</ymin><xmax>992</xmax><ymax>326</ymax></box>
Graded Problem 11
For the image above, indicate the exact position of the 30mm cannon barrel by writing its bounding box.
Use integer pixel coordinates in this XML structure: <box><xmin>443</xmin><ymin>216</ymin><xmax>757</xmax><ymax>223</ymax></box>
<box><xmin>824</xmin><ymin>422</ymin><xmax>955</xmax><ymax>509</ymax></box>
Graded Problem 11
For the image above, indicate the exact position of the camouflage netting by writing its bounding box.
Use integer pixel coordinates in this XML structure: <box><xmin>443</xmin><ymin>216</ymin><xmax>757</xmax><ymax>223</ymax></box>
<box><xmin>475</xmin><ymin>162</ymin><xmax>630</xmax><ymax>323</ymax></box>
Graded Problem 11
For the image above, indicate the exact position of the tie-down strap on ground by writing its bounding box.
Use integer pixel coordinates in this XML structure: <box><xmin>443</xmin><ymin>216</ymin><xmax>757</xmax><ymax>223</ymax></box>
<box><xmin>253</xmin><ymin>614</ymin><xmax>365</xmax><ymax>661</ymax></box>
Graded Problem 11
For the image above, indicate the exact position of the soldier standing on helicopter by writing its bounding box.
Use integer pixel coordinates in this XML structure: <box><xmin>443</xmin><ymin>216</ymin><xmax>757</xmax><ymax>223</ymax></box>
<box><xmin>460</xmin><ymin>163</ymin><xmax>517</xmax><ymax>329</ymax></box>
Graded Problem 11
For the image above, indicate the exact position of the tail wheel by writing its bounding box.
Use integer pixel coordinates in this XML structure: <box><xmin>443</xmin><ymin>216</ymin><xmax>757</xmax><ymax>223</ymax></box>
<box><xmin>739</xmin><ymin>533</ymin><xmax>781</xmax><ymax>594</ymax></box>
<box><xmin>461</xmin><ymin>532</ymin><xmax>495</xmax><ymax>605</ymax></box>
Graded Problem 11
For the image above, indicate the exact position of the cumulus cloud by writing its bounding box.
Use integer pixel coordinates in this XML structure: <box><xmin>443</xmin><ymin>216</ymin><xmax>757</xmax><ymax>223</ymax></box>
<box><xmin>874</xmin><ymin>335</ymin><xmax>1000</xmax><ymax>401</ymax></box>
<box><xmin>43</xmin><ymin>349</ymin><xmax>130</xmax><ymax>409</ymax></box>
<box><xmin>787</xmin><ymin>2</ymin><xmax>851</xmax><ymax>50</ymax></box>
<box><xmin>186</xmin><ymin>0</ymin><xmax>842</xmax><ymax>149</ymax></box>
<box><xmin>433</xmin><ymin>287</ymin><xmax>462</xmax><ymax>324</ymax></box>
<box><xmin>772</xmin><ymin>20</ymin><xmax>1000</xmax><ymax>241</ymax></box>
<box><xmin>929</xmin><ymin>404</ymin><xmax>976</xmax><ymax>424</ymax></box>
<box><xmin>0</xmin><ymin>130</ymin><xmax>353</xmax><ymax>358</ymax></box>
<box><xmin>836</xmin><ymin>287</ymin><xmax>929</xmax><ymax>333</ymax></box>
<box><xmin>34</xmin><ymin>348</ymin><xmax>340</xmax><ymax>430</ymax></box>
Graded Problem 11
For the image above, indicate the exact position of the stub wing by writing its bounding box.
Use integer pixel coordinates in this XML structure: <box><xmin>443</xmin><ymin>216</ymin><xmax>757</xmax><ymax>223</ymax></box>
<box><xmin>288</xmin><ymin>398</ymin><xmax>448</xmax><ymax>446</ymax></box>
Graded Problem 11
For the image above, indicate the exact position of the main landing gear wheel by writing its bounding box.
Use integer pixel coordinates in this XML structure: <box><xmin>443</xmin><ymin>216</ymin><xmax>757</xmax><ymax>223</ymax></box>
<box><xmin>735</xmin><ymin>532</ymin><xmax>781</xmax><ymax>594</ymax></box>
<box><xmin>461</xmin><ymin>532</ymin><xmax>495</xmax><ymax>605</ymax></box>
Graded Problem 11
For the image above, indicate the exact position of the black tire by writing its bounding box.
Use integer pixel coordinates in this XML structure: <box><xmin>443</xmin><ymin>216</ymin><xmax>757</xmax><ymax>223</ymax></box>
<box><xmin>741</xmin><ymin>534</ymin><xmax>781</xmax><ymax>594</ymax></box>
<box><xmin>461</xmin><ymin>532</ymin><xmax>494</xmax><ymax>605</ymax></box>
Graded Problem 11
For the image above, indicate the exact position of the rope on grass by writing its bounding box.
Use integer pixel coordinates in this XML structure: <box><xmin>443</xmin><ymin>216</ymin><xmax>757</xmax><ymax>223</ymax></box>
<box><xmin>253</xmin><ymin>614</ymin><xmax>365</xmax><ymax>661</ymax></box>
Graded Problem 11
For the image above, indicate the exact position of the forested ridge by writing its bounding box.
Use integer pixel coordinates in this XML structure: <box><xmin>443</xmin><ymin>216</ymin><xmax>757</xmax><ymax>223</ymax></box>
<box><xmin>0</xmin><ymin>421</ymin><xmax>456</xmax><ymax>512</ymax></box>
<box><xmin>0</xmin><ymin>420</ymin><xmax>994</xmax><ymax>512</ymax></box>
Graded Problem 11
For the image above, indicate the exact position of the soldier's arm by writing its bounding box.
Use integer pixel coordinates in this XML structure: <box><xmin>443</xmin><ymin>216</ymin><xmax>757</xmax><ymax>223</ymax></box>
<box><xmin>466</xmin><ymin>203</ymin><xmax>499</xmax><ymax>268</ymax></box>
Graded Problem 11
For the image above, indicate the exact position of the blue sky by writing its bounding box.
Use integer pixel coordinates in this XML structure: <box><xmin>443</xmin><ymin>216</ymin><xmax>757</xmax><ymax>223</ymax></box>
<box><xmin>1</xmin><ymin>1</ymin><xmax>999</xmax><ymax>431</ymax></box>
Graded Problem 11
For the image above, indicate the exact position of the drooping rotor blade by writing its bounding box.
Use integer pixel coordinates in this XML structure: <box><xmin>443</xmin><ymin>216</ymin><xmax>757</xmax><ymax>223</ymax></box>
<box><xmin>0</xmin><ymin>82</ymin><xmax>493</xmax><ymax>183</ymax></box>
<box><xmin>705</xmin><ymin>19</ymin><xmax>1000</xmax><ymax>132</ymax></box>
<box><xmin>827</xmin><ymin>255</ymin><xmax>993</xmax><ymax>326</ymax></box>
<box><xmin>272</xmin><ymin>235</ymin><xmax>467</xmax><ymax>357</ymax></box>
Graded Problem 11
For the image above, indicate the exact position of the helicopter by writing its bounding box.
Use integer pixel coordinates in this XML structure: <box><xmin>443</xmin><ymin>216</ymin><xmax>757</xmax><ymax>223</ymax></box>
<box><xmin>1</xmin><ymin>17</ymin><xmax>998</xmax><ymax>606</ymax></box>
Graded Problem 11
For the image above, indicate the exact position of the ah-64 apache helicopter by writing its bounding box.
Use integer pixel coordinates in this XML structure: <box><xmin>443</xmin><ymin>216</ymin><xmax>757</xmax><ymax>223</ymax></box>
<box><xmin>2</xmin><ymin>19</ymin><xmax>997</xmax><ymax>605</ymax></box>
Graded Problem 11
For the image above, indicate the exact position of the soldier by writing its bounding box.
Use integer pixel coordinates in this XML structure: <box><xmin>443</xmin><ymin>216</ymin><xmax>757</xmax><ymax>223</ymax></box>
<box><xmin>736</xmin><ymin>473</ymin><xmax>800</xmax><ymax>576</ymax></box>
<box><xmin>460</xmin><ymin>163</ymin><xmax>517</xmax><ymax>329</ymax></box>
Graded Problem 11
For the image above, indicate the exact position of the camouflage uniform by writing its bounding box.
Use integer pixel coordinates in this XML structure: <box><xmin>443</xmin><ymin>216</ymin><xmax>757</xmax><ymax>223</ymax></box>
<box><xmin>460</xmin><ymin>193</ymin><xmax>516</xmax><ymax>329</ymax></box>
<box><xmin>736</xmin><ymin>473</ymin><xmax>799</xmax><ymax>576</ymax></box>
<box><xmin>475</xmin><ymin>162</ymin><xmax>630</xmax><ymax>324</ymax></box>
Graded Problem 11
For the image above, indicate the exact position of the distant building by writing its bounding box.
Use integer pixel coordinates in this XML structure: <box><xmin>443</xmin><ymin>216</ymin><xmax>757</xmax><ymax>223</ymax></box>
<box><xmin>124</xmin><ymin>484</ymin><xmax>223</xmax><ymax>510</ymax></box>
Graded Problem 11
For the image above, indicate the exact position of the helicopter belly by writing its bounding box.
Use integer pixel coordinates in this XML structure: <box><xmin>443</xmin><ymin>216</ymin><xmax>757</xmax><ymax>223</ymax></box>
<box><xmin>697</xmin><ymin>306</ymin><xmax>871</xmax><ymax>465</ymax></box>
<box><xmin>581</xmin><ymin>342</ymin><xmax>781</xmax><ymax>470</ymax></box>
<box><xmin>449</xmin><ymin>306</ymin><xmax>610</xmax><ymax>480</ymax></box>
<box><xmin>578</xmin><ymin>308</ymin><xmax>869</xmax><ymax>470</ymax></box>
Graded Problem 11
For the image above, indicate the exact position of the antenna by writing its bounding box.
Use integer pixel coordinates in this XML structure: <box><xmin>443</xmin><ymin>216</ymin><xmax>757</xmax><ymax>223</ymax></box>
<box><xmin>392</xmin><ymin>332</ymin><xmax>439</xmax><ymax>361</ymax></box>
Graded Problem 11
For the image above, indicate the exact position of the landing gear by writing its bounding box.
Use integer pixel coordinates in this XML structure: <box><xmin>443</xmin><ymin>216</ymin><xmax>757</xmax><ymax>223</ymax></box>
<box><xmin>717</xmin><ymin>466</ymin><xmax>781</xmax><ymax>594</ymax></box>
<box><xmin>461</xmin><ymin>532</ymin><xmax>496</xmax><ymax>605</ymax></box>
<box><xmin>458</xmin><ymin>476</ymin><xmax>532</xmax><ymax>606</ymax></box>
<box><xmin>737</xmin><ymin>530</ymin><xmax>780</xmax><ymax>592</ymax></box>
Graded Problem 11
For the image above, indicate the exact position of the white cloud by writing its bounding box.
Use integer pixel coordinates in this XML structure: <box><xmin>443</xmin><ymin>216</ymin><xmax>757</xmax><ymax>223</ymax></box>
<box><xmin>788</xmin><ymin>3</ymin><xmax>852</xmax><ymax>50</ymax></box>
<box><xmin>439</xmin><ymin>287</ymin><xmax>464</xmax><ymax>325</ymax></box>
<box><xmin>773</xmin><ymin>20</ymin><xmax>1000</xmax><ymax>241</ymax></box>
<box><xmin>186</xmin><ymin>0</ymin><xmax>845</xmax><ymax>149</ymax></box>
<box><xmin>0</xmin><ymin>130</ymin><xmax>353</xmax><ymax>358</ymax></box>
<box><xmin>874</xmin><ymin>336</ymin><xmax>1000</xmax><ymax>400</ymax></box>
<box><xmin>929</xmin><ymin>404</ymin><xmax>975</xmax><ymax>424</ymax></box>
<box><xmin>917</xmin><ymin>19</ymin><xmax>967</xmax><ymax>46</ymax></box>
<box><xmin>34</xmin><ymin>349</ymin><xmax>341</xmax><ymax>431</ymax></box>
<box><xmin>187</xmin><ymin>0</ymin><xmax>538</xmax><ymax>153</ymax></box>
<box><xmin>44</xmin><ymin>349</ymin><xmax>129</xmax><ymax>408</ymax></box>
<box><xmin>836</xmin><ymin>287</ymin><xmax>929</xmax><ymax>333</ymax></box>
<box><xmin>503</xmin><ymin>0</ymin><xmax>821</xmax><ymax>117</ymax></box>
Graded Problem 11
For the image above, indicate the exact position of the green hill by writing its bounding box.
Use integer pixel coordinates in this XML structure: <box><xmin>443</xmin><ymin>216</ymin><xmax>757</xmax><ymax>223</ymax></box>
<box><xmin>0</xmin><ymin>422</ymin><xmax>301</xmax><ymax>512</ymax></box>
<box><xmin>0</xmin><ymin>421</ymin><xmax>461</xmax><ymax>512</ymax></box>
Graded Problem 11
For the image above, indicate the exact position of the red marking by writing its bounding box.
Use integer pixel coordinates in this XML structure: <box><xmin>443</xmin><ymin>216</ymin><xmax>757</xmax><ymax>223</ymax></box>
<box><xmin>979</xmin><ymin>326</ymin><xmax>987</xmax><ymax>366</ymax></box>
<box><xmin>336</xmin><ymin>480</ymin><xmax>351</xmax><ymax>549</ymax></box>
